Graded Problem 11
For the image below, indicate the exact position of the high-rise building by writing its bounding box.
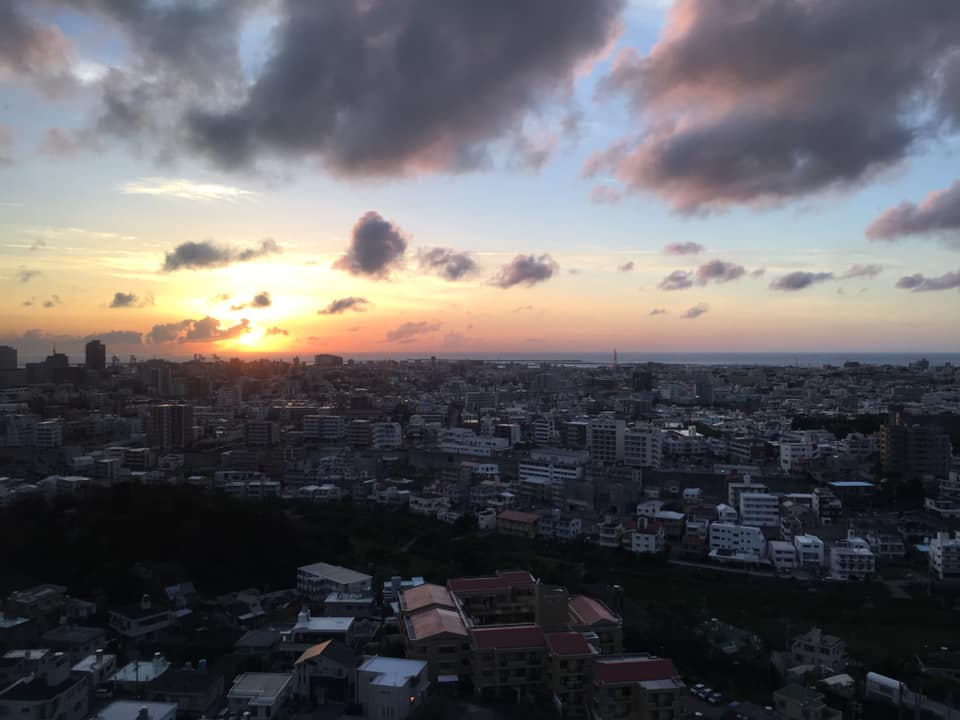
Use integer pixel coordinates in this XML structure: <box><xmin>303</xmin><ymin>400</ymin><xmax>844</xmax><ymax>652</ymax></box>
<box><xmin>85</xmin><ymin>340</ymin><xmax>106</xmax><ymax>370</ymax></box>
<box><xmin>880</xmin><ymin>410</ymin><xmax>952</xmax><ymax>480</ymax></box>
<box><xmin>148</xmin><ymin>404</ymin><xmax>194</xmax><ymax>450</ymax></box>
<box><xmin>0</xmin><ymin>345</ymin><xmax>16</xmax><ymax>370</ymax></box>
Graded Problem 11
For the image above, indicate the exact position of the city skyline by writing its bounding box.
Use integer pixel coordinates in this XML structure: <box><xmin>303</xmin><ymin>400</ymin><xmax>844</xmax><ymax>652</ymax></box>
<box><xmin>2</xmin><ymin>0</ymin><xmax>960</xmax><ymax>357</ymax></box>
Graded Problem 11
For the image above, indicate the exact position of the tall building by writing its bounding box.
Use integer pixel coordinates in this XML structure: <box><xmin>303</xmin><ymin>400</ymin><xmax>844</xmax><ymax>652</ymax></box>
<box><xmin>148</xmin><ymin>404</ymin><xmax>193</xmax><ymax>450</ymax></box>
<box><xmin>880</xmin><ymin>411</ymin><xmax>952</xmax><ymax>480</ymax></box>
<box><xmin>588</xmin><ymin>414</ymin><xmax>625</xmax><ymax>464</ymax></box>
<box><xmin>85</xmin><ymin>340</ymin><xmax>106</xmax><ymax>370</ymax></box>
<box><xmin>0</xmin><ymin>345</ymin><xmax>16</xmax><ymax>370</ymax></box>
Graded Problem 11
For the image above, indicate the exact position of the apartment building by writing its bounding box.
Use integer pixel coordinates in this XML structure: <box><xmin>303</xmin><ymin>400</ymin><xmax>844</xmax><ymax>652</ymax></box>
<box><xmin>297</xmin><ymin>562</ymin><xmax>372</xmax><ymax>601</ymax></box>
<box><xmin>437</xmin><ymin>428</ymin><xmax>509</xmax><ymax>456</ymax></box>
<box><xmin>929</xmin><ymin>531</ymin><xmax>960</xmax><ymax>582</ymax></box>
<box><xmin>471</xmin><ymin>625</ymin><xmax>548</xmax><ymax>701</ymax></box>
<box><xmin>0</xmin><ymin>650</ymin><xmax>88</xmax><ymax>720</ymax></box>
<box><xmin>588</xmin><ymin>415</ymin><xmax>625</xmax><ymax>464</ymax></box>
<box><xmin>538</xmin><ymin>510</ymin><xmax>583</xmax><ymax>543</ymax></box>
<box><xmin>303</xmin><ymin>414</ymin><xmax>344</xmax><ymax>442</ymax></box>
<box><xmin>739</xmin><ymin>492</ymin><xmax>780</xmax><ymax>528</ymax></box>
<box><xmin>496</xmin><ymin>510</ymin><xmax>540</xmax><ymax>539</ymax></box>
<box><xmin>768</xmin><ymin>540</ymin><xmax>797</xmax><ymax>571</ymax></box>
<box><xmin>545</xmin><ymin>632</ymin><xmax>595</xmax><ymax>720</ymax></box>
<box><xmin>589</xmin><ymin>655</ymin><xmax>684</xmax><ymax>720</ymax></box>
<box><xmin>727</xmin><ymin>476</ymin><xmax>768</xmax><ymax>509</ymax></box>
<box><xmin>398</xmin><ymin>584</ymin><xmax>471</xmax><ymax>682</ymax></box>
<box><xmin>568</xmin><ymin>596</ymin><xmax>623</xmax><ymax>656</ymax></box>
<box><xmin>371</xmin><ymin>422</ymin><xmax>402</xmax><ymax>450</ymax></box>
<box><xmin>448</xmin><ymin>571</ymin><xmax>538</xmax><ymax>626</ymax></box>
<box><xmin>829</xmin><ymin>533</ymin><xmax>875</xmax><ymax>580</ymax></box>
<box><xmin>708</xmin><ymin>523</ymin><xmax>766</xmax><ymax>562</ymax></box>
<box><xmin>108</xmin><ymin>595</ymin><xmax>176</xmax><ymax>639</ymax></box>
<box><xmin>773</xmin><ymin>684</ymin><xmax>842</xmax><ymax>720</ymax></box>
<box><xmin>623</xmin><ymin>426</ymin><xmax>662</xmax><ymax>469</ymax></box>
<box><xmin>793</xmin><ymin>534</ymin><xmax>825</xmax><ymax>568</ymax></box>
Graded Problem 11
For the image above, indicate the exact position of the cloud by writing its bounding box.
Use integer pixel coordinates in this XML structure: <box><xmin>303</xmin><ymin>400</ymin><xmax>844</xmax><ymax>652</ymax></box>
<box><xmin>618</xmin><ymin>261</ymin><xmax>636</xmax><ymax>272</ymax></box>
<box><xmin>265</xmin><ymin>326</ymin><xmax>289</xmax><ymax>336</ymax></box>
<box><xmin>42</xmin><ymin>295</ymin><xmax>62</xmax><ymax>309</ymax></box>
<box><xmin>183</xmin><ymin>0</ymin><xmax>623</xmax><ymax>176</ymax></box>
<box><xmin>0</xmin><ymin>124</ymin><xmax>14</xmax><ymax>166</ymax></box>
<box><xmin>648</xmin><ymin>308</ymin><xmax>667</xmax><ymax>316</ymax></box>
<box><xmin>770</xmin><ymin>271</ymin><xmax>834</xmax><ymax>292</ymax></box>
<box><xmin>658</xmin><ymin>269</ymin><xmax>693</xmax><ymax>291</ymax></box>
<box><xmin>750</xmin><ymin>267</ymin><xmax>766</xmax><ymax>278</ymax></box>
<box><xmin>333</xmin><ymin>212</ymin><xmax>407</xmax><ymax>279</ymax></box>
<box><xmin>29</xmin><ymin>238</ymin><xmax>46</xmax><ymax>251</ymax></box>
<box><xmin>386</xmin><ymin>321</ymin><xmax>442</xmax><ymax>343</ymax></box>
<box><xmin>591</xmin><ymin>185</ymin><xmax>623</xmax><ymax>204</ymax></box>
<box><xmin>840</xmin><ymin>264</ymin><xmax>883</xmax><ymax>280</ymax></box>
<box><xmin>867</xmin><ymin>180</ymin><xmax>960</xmax><ymax>243</ymax></box>
<box><xmin>681</xmin><ymin>303</ymin><xmax>709</xmax><ymax>319</ymax></box>
<box><xmin>109</xmin><ymin>291</ymin><xmax>137</xmax><ymax>308</ymax></box>
<box><xmin>588</xmin><ymin>0</ymin><xmax>960</xmax><ymax>212</ymax></box>
<box><xmin>695</xmin><ymin>259</ymin><xmax>745</xmax><ymax>285</ymax></box>
<box><xmin>86</xmin><ymin>330</ymin><xmax>143</xmax><ymax>346</ymax></box>
<box><xmin>512</xmin><ymin>305</ymin><xmax>535</xmax><ymax>313</ymax></box>
<box><xmin>162</xmin><ymin>237</ymin><xmax>281</xmax><ymax>271</ymax></box>
<box><xmin>491</xmin><ymin>254</ymin><xmax>559</xmax><ymax>288</ymax></box>
<box><xmin>417</xmin><ymin>247</ymin><xmax>479</xmax><ymax>281</ymax></box>
<box><xmin>146</xmin><ymin>316</ymin><xmax>251</xmax><ymax>344</ymax></box>
<box><xmin>319</xmin><ymin>297</ymin><xmax>370</xmax><ymax>315</ymax></box>
<box><xmin>120</xmin><ymin>177</ymin><xmax>255</xmax><ymax>202</ymax></box>
<box><xmin>16</xmin><ymin>267</ymin><xmax>41</xmax><ymax>283</ymax></box>
<box><xmin>663</xmin><ymin>242</ymin><xmax>704</xmax><ymax>256</ymax></box>
<box><xmin>0</xmin><ymin>328</ymin><xmax>143</xmax><ymax>357</ymax></box>
<box><xmin>38</xmin><ymin>128</ymin><xmax>82</xmax><ymax>157</ymax></box>
<box><xmin>251</xmin><ymin>291</ymin><xmax>271</xmax><ymax>308</ymax></box>
<box><xmin>895</xmin><ymin>270</ymin><xmax>960</xmax><ymax>292</ymax></box>
<box><xmin>0</xmin><ymin>4</ymin><xmax>74</xmax><ymax>97</ymax></box>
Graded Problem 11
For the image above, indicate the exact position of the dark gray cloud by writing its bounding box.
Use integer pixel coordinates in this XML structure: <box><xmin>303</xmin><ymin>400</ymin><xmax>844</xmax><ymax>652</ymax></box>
<box><xmin>663</xmin><ymin>242</ymin><xmax>704</xmax><ymax>256</ymax></box>
<box><xmin>16</xmin><ymin>267</ymin><xmax>41</xmax><ymax>283</ymax></box>
<box><xmin>867</xmin><ymin>180</ymin><xmax>960</xmax><ymax>243</ymax></box>
<box><xmin>658</xmin><ymin>270</ymin><xmax>693</xmax><ymax>291</ymax></box>
<box><xmin>0</xmin><ymin>328</ymin><xmax>143</xmax><ymax>358</ymax></box>
<box><xmin>769</xmin><ymin>271</ymin><xmax>834</xmax><ymax>292</ymax></box>
<box><xmin>86</xmin><ymin>330</ymin><xmax>143</xmax><ymax>346</ymax></box>
<box><xmin>0</xmin><ymin>3</ymin><xmax>74</xmax><ymax>97</ymax></box>
<box><xmin>110</xmin><ymin>291</ymin><xmax>137</xmax><ymax>308</ymax></box>
<box><xmin>512</xmin><ymin>305</ymin><xmax>534</xmax><ymax>313</ymax></box>
<box><xmin>681</xmin><ymin>303</ymin><xmax>709</xmax><ymax>319</ymax></box>
<box><xmin>42</xmin><ymin>295</ymin><xmax>62</xmax><ymax>309</ymax></box>
<box><xmin>695</xmin><ymin>259</ymin><xmax>745</xmax><ymax>285</ymax></box>
<box><xmin>895</xmin><ymin>270</ymin><xmax>960</xmax><ymax>292</ymax></box>
<box><xmin>38</xmin><ymin>128</ymin><xmax>82</xmax><ymax>157</ymax></box>
<box><xmin>840</xmin><ymin>264</ymin><xmax>883</xmax><ymax>280</ymax></box>
<box><xmin>162</xmin><ymin>237</ymin><xmax>281</xmax><ymax>271</ymax></box>
<box><xmin>265</xmin><ymin>326</ymin><xmax>289</xmax><ymax>336</ymax></box>
<box><xmin>417</xmin><ymin>247</ymin><xmax>479</xmax><ymax>281</ymax></box>
<box><xmin>589</xmin><ymin>0</ymin><xmax>960</xmax><ymax>212</ymax></box>
<box><xmin>618</xmin><ymin>261</ymin><xmax>635</xmax><ymax>272</ymax></box>
<box><xmin>333</xmin><ymin>212</ymin><xmax>407</xmax><ymax>279</ymax></box>
<box><xmin>251</xmin><ymin>291</ymin><xmax>271</xmax><ymax>308</ymax></box>
<box><xmin>648</xmin><ymin>308</ymin><xmax>667</xmax><ymax>316</ymax></box>
<box><xmin>184</xmin><ymin>0</ymin><xmax>623</xmax><ymax>176</ymax></box>
<box><xmin>146</xmin><ymin>316</ymin><xmax>251</xmax><ymax>343</ymax></box>
<box><xmin>386</xmin><ymin>321</ymin><xmax>442</xmax><ymax>343</ymax></box>
<box><xmin>491</xmin><ymin>254</ymin><xmax>559</xmax><ymax>289</ymax></box>
<box><xmin>0</xmin><ymin>124</ymin><xmax>14</xmax><ymax>166</ymax></box>
<box><xmin>318</xmin><ymin>297</ymin><xmax>370</xmax><ymax>315</ymax></box>
<box><xmin>750</xmin><ymin>267</ymin><xmax>766</xmax><ymax>277</ymax></box>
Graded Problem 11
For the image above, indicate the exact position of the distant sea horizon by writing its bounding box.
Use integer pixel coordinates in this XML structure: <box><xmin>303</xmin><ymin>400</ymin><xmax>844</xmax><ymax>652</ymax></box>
<box><xmin>15</xmin><ymin>350</ymin><xmax>960</xmax><ymax>368</ymax></box>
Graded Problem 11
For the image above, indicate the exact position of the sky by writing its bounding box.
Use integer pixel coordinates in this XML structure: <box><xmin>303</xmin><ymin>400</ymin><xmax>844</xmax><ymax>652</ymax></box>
<box><xmin>1</xmin><ymin>0</ymin><xmax>959</xmax><ymax>361</ymax></box>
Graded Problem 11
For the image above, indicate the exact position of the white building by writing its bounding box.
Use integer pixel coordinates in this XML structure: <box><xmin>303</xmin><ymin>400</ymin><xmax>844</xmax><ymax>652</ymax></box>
<box><xmin>0</xmin><ymin>650</ymin><xmax>87</xmax><ymax>720</ymax></box>
<box><xmin>538</xmin><ymin>510</ymin><xmax>582</xmax><ymax>542</ymax></box>
<box><xmin>297</xmin><ymin>562</ymin><xmax>372</xmax><ymax>600</ymax></box>
<box><xmin>830</xmin><ymin>533</ymin><xmax>875</xmax><ymax>580</ymax></box>
<box><xmin>716</xmin><ymin>503</ymin><xmax>739</xmax><ymax>524</ymax></box>
<box><xmin>589</xmin><ymin>415</ymin><xmax>625</xmax><ymax>464</ymax></box>
<box><xmin>929</xmin><ymin>531</ymin><xmax>960</xmax><ymax>582</ymax></box>
<box><xmin>409</xmin><ymin>494</ymin><xmax>448</xmax><ymax>517</ymax></box>
<box><xmin>97</xmin><ymin>701</ymin><xmax>177</xmax><ymax>720</ymax></box>
<box><xmin>739</xmin><ymin>492</ymin><xmax>780</xmax><ymax>528</ymax></box>
<box><xmin>790</xmin><ymin>628</ymin><xmax>848</xmax><ymax>672</ymax></box>
<box><xmin>727</xmin><ymin>476</ymin><xmax>768</xmax><ymax>509</ymax></box>
<box><xmin>108</xmin><ymin>596</ymin><xmax>176</xmax><ymax>639</ymax></box>
<box><xmin>624</xmin><ymin>521</ymin><xmax>665</xmax><ymax>555</ymax></box>
<box><xmin>708</xmin><ymin>523</ymin><xmax>766</xmax><ymax>561</ymax></box>
<box><xmin>623</xmin><ymin>426</ymin><xmax>662</xmax><ymax>468</ymax></box>
<box><xmin>356</xmin><ymin>656</ymin><xmax>429</xmax><ymax>720</ymax></box>
<box><xmin>794</xmin><ymin>534</ymin><xmax>825</xmax><ymax>568</ymax></box>
<box><xmin>437</xmin><ymin>428</ymin><xmax>508</xmax><ymax>456</ymax></box>
<box><xmin>518</xmin><ymin>454</ymin><xmax>582</xmax><ymax>504</ymax></box>
<box><xmin>34</xmin><ymin>419</ymin><xmax>63</xmax><ymax>449</ymax></box>
<box><xmin>227</xmin><ymin>673</ymin><xmax>293</xmax><ymax>720</ymax></box>
<box><xmin>476</xmin><ymin>508</ymin><xmax>497</xmax><ymax>531</ymax></box>
<box><xmin>637</xmin><ymin>500</ymin><xmax>664</xmax><ymax>519</ymax></box>
<box><xmin>532</xmin><ymin>416</ymin><xmax>556</xmax><ymax>445</ymax></box>
<box><xmin>768</xmin><ymin>540</ymin><xmax>797</xmax><ymax>571</ymax></box>
<box><xmin>371</xmin><ymin>422</ymin><xmax>402</xmax><ymax>450</ymax></box>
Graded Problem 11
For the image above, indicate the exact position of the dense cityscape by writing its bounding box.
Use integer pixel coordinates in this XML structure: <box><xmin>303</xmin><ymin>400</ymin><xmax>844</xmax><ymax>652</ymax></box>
<box><xmin>1</xmin><ymin>342</ymin><xmax>958</xmax><ymax>720</ymax></box>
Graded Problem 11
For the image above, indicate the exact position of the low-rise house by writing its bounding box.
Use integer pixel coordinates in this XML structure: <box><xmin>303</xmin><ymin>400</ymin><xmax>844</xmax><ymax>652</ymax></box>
<box><xmin>355</xmin><ymin>656</ymin><xmax>428</xmax><ymax>720</ymax></box>
<box><xmin>96</xmin><ymin>700</ymin><xmax>177</xmax><ymax>720</ymax></box>
<box><xmin>0</xmin><ymin>650</ymin><xmax>87</xmax><ymax>720</ymax></box>
<box><xmin>111</xmin><ymin>654</ymin><xmax>171</xmax><ymax>693</ymax></box>
<box><xmin>294</xmin><ymin>640</ymin><xmax>355</xmax><ymax>702</ymax></box>
<box><xmin>227</xmin><ymin>673</ymin><xmax>294</xmax><ymax>720</ymax></box>
<box><xmin>538</xmin><ymin>510</ymin><xmax>583</xmax><ymax>542</ymax></box>
<box><xmin>794</xmin><ymin>534</ymin><xmax>825</xmax><ymax>569</ymax></box>
<box><xmin>40</xmin><ymin>625</ymin><xmax>104</xmax><ymax>663</ymax></box>
<box><xmin>829</xmin><ymin>533</ymin><xmax>875</xmax><ymax>580</ymax></box>
<box><xmin>297</xmin><ymin>562</ymin><xmax>372</xmax><ymax>601</ymax></box>
<box><xmin>773</xmin><ymin>683</ymin><xmax>842</xmax><ymax>720</ymax></box>
<box><xmin>109</xmin><ymin>595</ymin><xmax>176</xmax><ymax>640</ymax></box>
<box><xmin>790</xmin><ymin>628</ymin><xmax>848</xmax><ymax>672</ymax></box>
<box><xmin>623</xmin><ymin>520</ymin><xmax>665</xmax><ymax>555</ymax></box>
<box><xmin>768</xmin><ymin>540</ymin><xmax>798</xmax><ymax>571</ymax></box>
<box><xmin>929</xmin><ymin>531</ymin><xmax>960</xmax><ymax>582</ymax></box>
<box><xmin>281</xmin><ymin>608</ymin><xmax>355</xmax><ymax>647</ymax></box>
<box><xmin>496</xmin><ymin>510</ymin><xmax>540</xmax><ymax>539</ymax></box>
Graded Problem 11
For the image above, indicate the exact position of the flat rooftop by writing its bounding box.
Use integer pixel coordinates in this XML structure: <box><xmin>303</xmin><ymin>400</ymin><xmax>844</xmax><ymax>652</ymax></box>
<box><xmin>228</xmin><ymin>673</ymin><xmax>293</xmax><ymax>705</ymax></box>
<box><xmin>298</xmin><ymin>562</ymin><xmax>371</xmax><ymax>585</ymax></box>
<box><xmin>97</xmin><ymin>701</ymin><xmax>177</xmax><ymax>720</ymax></box>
